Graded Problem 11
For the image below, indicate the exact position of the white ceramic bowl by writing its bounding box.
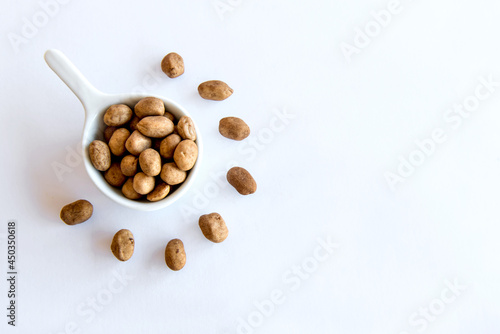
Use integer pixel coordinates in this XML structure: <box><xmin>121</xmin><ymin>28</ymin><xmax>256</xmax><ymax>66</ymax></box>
<box><xmin>44</xmin><ymin>49</ymin><xmax>202</xmax><ymax>211</ymax></box>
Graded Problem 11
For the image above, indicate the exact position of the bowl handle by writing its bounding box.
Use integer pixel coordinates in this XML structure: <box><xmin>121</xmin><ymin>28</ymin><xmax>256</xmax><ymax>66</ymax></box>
<box><xmin>44</xmin><ymin>49</ymin><xmax>105</xmax><ymax>113</ymax></box>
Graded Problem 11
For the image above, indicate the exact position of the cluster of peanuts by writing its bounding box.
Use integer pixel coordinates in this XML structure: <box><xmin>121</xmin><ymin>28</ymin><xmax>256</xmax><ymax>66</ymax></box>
<box><xmin>59</xmin><ymin>52</ymin><xmax>257</xmax><ymax>271</ymax></box>
<box><xmin>89</xmin><ymin>96</ymin><xmax>198</xmax><ymax>202</ymax></box>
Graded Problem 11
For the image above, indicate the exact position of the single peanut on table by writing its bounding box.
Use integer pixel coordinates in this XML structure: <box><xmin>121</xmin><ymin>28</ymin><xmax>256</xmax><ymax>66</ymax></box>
<box><xmin>60</xmin><ymin>200</ymin><xmax>93</xmax><ymax>226</ymax></box>
<box><xmin>199</xmin><ymin>213</ymin><xmax>228</xmax><ymax>243</ymax></box>
<box><xmin>227</xmin><ymin>167</ymin><xmax>257</xmax><ymax>195</ymax></box>
<box><xmin>165</xmin><ymin>239</ymin><xmax>186</xmax><ymax>271</ymax></box>
<box><xmin>110</xmin><ymin>229</ymin><xmax>135</xmax><ymax>261</ymax></box>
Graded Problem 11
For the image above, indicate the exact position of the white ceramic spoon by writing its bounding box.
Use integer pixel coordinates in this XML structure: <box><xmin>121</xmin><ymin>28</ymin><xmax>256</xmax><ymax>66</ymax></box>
<box><xmin>44</xmin><ymin>49</ymin><xmax>202</xmax><ymax>211</ymax></box>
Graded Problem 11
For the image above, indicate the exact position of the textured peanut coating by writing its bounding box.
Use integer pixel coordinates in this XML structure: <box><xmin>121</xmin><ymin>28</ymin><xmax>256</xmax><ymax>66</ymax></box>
<box><xmin>108</xmin><ymin>128</ymin><xmax>130</xmax><ymax>156</ymax></box>
<box><xmin>134</xmin><ymin>97</ymin><xmax>165</xmax><ymax>118</ymax></box>
<box><xmin>198</xmin><ymin>80</ymin><xmax>233</xmax><ymax>101</ymax></box>
<box><xmin>60</xmin><ymin>200</ymin><xmax>93</xmax><ymax>226</ymax></box>
<box><xmin>161</xmin><ymin>53</ymin><xmax>184</xmax><ymax>78</ymax></box>
<box><xmin>139</xmin><ymin>149</ymin><xmax>162</xmax><ymax>177</ymax></box>
<box><xmin>137</xmin><ymin>116</ymin><xmax>174</xmax><ymax>138</ymax></box>
<box><xmin>110</xmin><ymin>229</ymin><xmax>134</xmax><ymax>261</ymax></box>
<box><xmin>125</xmin><ymin>130</ymin><xmax>152</xmax><ymax>156</ymax></box>
<box><xmin>104</xmin><ymin>162</ymin><xmax>127</xmax><ymax>187</ymax></box>
<box><xmin>160</xmin><ymin>162</ymin><xmax>187</xmax><ymax>185</ymax></box>
<box><xmin>165</xmin><ymin>239</ymin><xmax>186</xmax><ymax>271</ymax></box>
<box><xmin>160</xmin><ymin>134</ymin><xmax>182</xmax><ymax>159</ymax></box>
<box><xmin>146</xmin><ymin>183</ymin><xmax>170</xmax><ymax>202</ymax></box>
<box><xmin>219</xmin><ymin>117</ymin><xmax>250</xmax><ymax>141</ymax></box>
<box><xmin>89</xmin><ymin>140</ymin><xmax>111</xmax><ymax>171</ymax></box>
<box><xmin>122</xmin><ymin>178</ymin><xmax>142</xmax><ymax>200</ymax></box>
<box><xmin>199</xmin><ymin>213</ymin><xmax>228</xmax><ymax>243</ymax></box>
<box><xmin>227</xmin><ymin>167</ymin><xmax>257</xmax><ymax>195</ymax></box>
<box><xmin>133</xmin><ymin>172</ymin><xmax>155</xmax><ymax>195</ymax></box>
<box><xmin>173</xmin><ymin>140</ymin><xmax>198</xmax><ymax>171</ymax></box>
<box><xmin>120</xmin><ymin>155</ymin><xmax>138</xmax><ymax>177</ymax></box>
<box><xmin>104</xmin><ymin>104</ymin><xmax>133</xmax><ymax>126</ymax></box>
<box><xmin>176</xmin><ymin>116</ymin><xmax>196</xmax><ymax>140</ymax></box>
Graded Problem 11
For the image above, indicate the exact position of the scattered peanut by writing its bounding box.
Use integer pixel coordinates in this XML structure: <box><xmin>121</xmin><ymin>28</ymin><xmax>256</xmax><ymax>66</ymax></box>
<box><xmin>227</xmin><ymin>167</ymin><xmax>257</xmax><ymax>195</ymax></box>
<box><xmin>60</xmin><ymin>200</ymin><xmax>93</xmax><ymax>226</ymax></box>
<box><xmin>198</xmin><ymin>80</ymin><xmax>233</xmax><ymax>101</ymax></box>
<box><xmin>110</xmin><ymin>229</ymin><xmax>135</xmax><ymax>261</ymax></box>
<box><xmin>199</xmin><ymin>213</ymin><xmax>228</xmax><ymax>243</ymax></box>
<box><xmin>165</xmin><ymin>239</ymin><xmax>186</xmax><ymax>271</ymax></box>
<box><xmin>219</xmin><ymin>117</ymin><xmax>250</xmax><ymax>141</ymax></box>
<box><xmin>161</xmin><ymin>53</ymin><xmax>184</xmax><ymax>78</ymax></box>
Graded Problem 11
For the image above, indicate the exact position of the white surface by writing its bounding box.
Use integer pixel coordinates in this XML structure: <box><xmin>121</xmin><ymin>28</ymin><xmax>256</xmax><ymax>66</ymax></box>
<box><xmin>1</xmin><ymin>0</ymin><xmax>500</xmax><ymax>333</ymax></box>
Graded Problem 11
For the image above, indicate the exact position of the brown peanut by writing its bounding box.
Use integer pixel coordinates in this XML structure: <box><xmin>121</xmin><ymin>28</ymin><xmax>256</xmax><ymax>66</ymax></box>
<box><xmin>104</xmin><ymin>162</ymin><xmax>127</xmax><ymax>187</ymax></box>
<box><xmin>165</xmin><ymin>239</ymin><xmax>186</xmax><ymax>271</ymax></box>
<box><xmin>125</xmin><ymin>130</ymin><xmax>152</xmax><ymax>156</ymax></box>
<box><xmin>161</xmin><ymin>53</ymin><xmax>184</xmax><ymax>78</ymax></box>
<box><xmin>60</xmin><ymin>200</ymin><xmax>93</xmax><ymax>226</ymax></box>
<box><xmin>176</xmin><ymin>116</ymin><xmax>196</xmax><ymax>140</ymax></box>
<box><xmin>198</xmin><ymin>80</ymin><xmax>233</xmax><ymax>101</ymax></box>
<box><xmin>120</xmin><ymin>155</ymin><xmax>138</xmax><ymax>177</ymax></box>
<box><xmin>133</xmin><ymin>172</ymin><xmax>155</xmax><ymax>195</ymax></box>
<box><xmin>219</xmin><ymin>117</ymin><xmax>250</xmax><ymax>141</ymax></box>
<box><xmin>160</xmin><ymin>162</ymin><xmax>186</xmax><ymax>185</ymax></box>
<box><xmin>104</xmin><ymin>104</ymin><xmax>133</xmax><ymax>127</ymax></box>
<box><xmin>134</xmin><ymin>97</ymin><xmax>165</xmax><ymax>118</ymax></box>
<box><xmin>122</xmin><ymin>178</ymin><xmax>142</xmax><ymax>200</ymax></box>
<box><xmin>160</xmin><ymin>134</ymin><xmax>182</xmax><ymax>159</ymax></box>
<box><xmin>110</xmin><ymin>229</ymin><xmax>134</xmax><ymax>261</ymax></box>
<box><xmin>108</xmin><ymin>128</ymin><xmax>130</xmax><ymax>156</ymax></box>
<box><xmin>139</xmin><ymin>148</ymin><xmax>162</xmax><ymax>177</ymax></box>
<box><xmin>227</xmin><ymin>167</ymin><xmax>257</xmax><ymax>195</ymax></box>
<box><xmin>199</xmin><ymin>213</ymin><xmax>228</xmax><ymax>243</ymax></box>
<box><xmin>137</xmin><ymin>116</ymin><xmax>174</xmax><ymax>138</ymax></box>
<box><xmin>89</xmin><ymin>140</ymin><xmax>111</xmax><ymax>171</ymax></box>
<box><xmin>173</xmin><ymin>140</ymin><xmax>198</xmax><ymax>171</ymax></box>
<box><xmin>146</xmin><ymin>183</ymin><xmax>170</xmax><ymax>202</ymax></box>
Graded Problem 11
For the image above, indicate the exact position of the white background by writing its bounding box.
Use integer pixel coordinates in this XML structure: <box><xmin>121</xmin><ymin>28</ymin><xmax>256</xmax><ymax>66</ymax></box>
<box><xmin>1</xmin><ymin>0</ymin><xmax>500</xmax><ymax>333</ymax></box>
